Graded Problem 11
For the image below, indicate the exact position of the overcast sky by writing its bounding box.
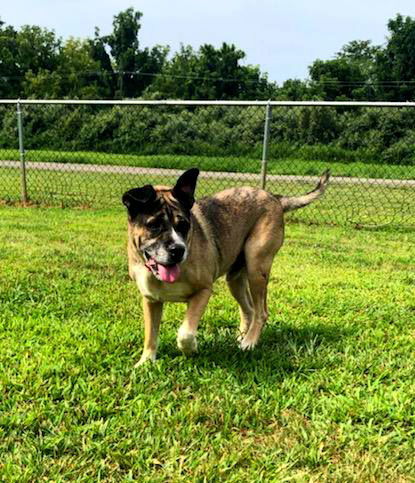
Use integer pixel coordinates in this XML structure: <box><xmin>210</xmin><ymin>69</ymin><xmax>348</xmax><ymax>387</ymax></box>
<box><xmin>2</xmin><ymin>0</ymin><xmax>415</xmax><ymax>84</ymax></box>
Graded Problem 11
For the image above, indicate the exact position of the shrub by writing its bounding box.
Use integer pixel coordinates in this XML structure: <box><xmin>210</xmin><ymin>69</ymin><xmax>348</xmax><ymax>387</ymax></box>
<box><xmin>0</xmin><ymin>103</ymin><xmax>414</xmax><ymax>166</ymax></box>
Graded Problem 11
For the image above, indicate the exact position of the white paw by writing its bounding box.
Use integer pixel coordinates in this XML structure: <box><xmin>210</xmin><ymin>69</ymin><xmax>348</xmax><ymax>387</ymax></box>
<box><xmin>134</xmin><ymin>351</ymin><xmax>156</xmax><ymax>367</ymax></box>
<box><xmin>177</xmin><ymin>326</ymin><xmax>198</xmax><ymax>355</ymax></box>
<box><xmin>237</xmin><ymin>331</ymin><xmax>247</xmax><ymax>343</ymax></box>
<box><xmin>239</xmin><ymin>336</ymin><xmax>257</xmax><ymax>351</ymax></box>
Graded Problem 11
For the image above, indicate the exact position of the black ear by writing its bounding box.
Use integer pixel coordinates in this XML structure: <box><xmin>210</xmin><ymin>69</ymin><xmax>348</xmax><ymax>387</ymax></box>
<box><xmin>172</xmin><ymin>168</ymin><xmax>200</xmax><ymax>210</ymax></box>
<box><xmin>122</xmin><ymin>185</ymin><xmax>157</xmax><ymax>218</ymax></box>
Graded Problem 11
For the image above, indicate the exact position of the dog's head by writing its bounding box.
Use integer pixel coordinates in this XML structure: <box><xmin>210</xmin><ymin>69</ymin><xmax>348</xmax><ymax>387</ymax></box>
<box><xmin>122</xmin><ymin>168</ymin><xmax>199</xmax><ymax>283</ymax></box>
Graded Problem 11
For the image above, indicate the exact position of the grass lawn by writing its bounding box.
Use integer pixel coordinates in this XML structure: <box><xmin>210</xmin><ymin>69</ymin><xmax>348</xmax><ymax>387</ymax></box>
<box><xmin>1</xmin><ymin>166</ymin><xmax>414</xmax><ymax>227</ymax></box>
<box><xmin>0</xmin><ymin>205</ymin><xmax>414</xmax><ymax>481</ymax></box>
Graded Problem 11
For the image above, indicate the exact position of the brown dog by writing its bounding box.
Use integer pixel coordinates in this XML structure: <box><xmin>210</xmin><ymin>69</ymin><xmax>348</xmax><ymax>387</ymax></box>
<box><xmin>122</xmin><ymin>168</ymin><xmax>330</xmax><ymax>365</ymax></box>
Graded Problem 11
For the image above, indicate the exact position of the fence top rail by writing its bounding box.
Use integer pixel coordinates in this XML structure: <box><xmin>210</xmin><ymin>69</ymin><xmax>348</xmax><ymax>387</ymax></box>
<box><xmin>1</xmin><ymin>99</ymin><xmax>415</xmax><ymax>107</ymax></box>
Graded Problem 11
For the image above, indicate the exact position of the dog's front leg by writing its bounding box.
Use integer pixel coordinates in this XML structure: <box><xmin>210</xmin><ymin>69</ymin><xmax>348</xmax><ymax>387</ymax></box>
<box><xmin>177</xmin><ymin>288</ymin><xmax>212</xmax><ymax>355</ymax></box>
<box><xmin>135</xmin><ymin>297</ymin><xmax>163</xmax><ymax>366</ymax></box>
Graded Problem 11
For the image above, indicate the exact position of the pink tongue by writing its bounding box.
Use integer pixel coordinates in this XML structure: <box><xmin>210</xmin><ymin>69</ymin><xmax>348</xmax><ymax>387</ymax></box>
<box><xmin>158</xmin><ymin>263</ymin><xmax>180</xmax><ymax>283</ymax></box>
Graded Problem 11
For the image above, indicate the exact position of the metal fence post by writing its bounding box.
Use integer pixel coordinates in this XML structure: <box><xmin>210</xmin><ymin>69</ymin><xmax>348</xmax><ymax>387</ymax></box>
<box><xmin>260</xmin><ymin>101</ymin><xmax>272</xmax><ymax>189</ymax></box>
<box><xmin>16</xmin><ymin>100</ymin><xmax>28</xmax><ymax>202</ymax></box>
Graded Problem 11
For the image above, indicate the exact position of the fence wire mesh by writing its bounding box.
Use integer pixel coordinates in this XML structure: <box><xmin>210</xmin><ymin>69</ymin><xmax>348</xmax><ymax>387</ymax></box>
<box><xmin>0</xmin><ymin>100</ymin><xmax>414</xmax><ymax>227</ymax></box>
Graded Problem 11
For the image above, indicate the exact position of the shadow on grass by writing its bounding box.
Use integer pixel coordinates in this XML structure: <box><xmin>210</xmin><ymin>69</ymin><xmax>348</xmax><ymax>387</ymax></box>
<box><xmin>159</xmin><ymin>321</ymin><xmax>350</xmax><ymax>384</ymax></box>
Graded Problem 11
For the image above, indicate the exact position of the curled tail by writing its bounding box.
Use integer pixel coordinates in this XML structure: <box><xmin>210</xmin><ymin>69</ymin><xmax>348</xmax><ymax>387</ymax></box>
<box><xmin>277</xmin><ymin>170</ymin><xmax>330</xmax><ymax>213</ymax></box>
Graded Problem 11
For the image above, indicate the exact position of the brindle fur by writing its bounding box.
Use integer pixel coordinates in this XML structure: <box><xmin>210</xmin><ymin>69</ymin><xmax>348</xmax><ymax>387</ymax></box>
<box><xmin>123</xmin><ymin>169</ymin><xmax>330</xmax><ymax>365</ymax></box>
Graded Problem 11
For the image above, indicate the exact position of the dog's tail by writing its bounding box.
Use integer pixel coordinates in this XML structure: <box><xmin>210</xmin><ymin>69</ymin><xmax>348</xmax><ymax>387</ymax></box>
<box><xmin>277</xmin><ymin>170</ymin><xmax>330</xmax><ymax>213</ymax></box>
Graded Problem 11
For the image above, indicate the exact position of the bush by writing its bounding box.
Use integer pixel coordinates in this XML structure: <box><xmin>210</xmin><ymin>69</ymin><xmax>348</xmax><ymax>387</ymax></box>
<box><xmin>0</xmin><ymin>103</ymin><xmax>414</xmax><ymax>166</ymax></box>
<box><xmin>381</xmin><ymin>133</ymin><xmax>415</xmax><ymax>165</ymax></box>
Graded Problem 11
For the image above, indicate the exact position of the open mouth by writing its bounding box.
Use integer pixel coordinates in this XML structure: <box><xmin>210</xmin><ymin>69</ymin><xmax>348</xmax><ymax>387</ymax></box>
<box><xmin>144</xmin><ymin>256</ymin><xmax>181</xmax><ymax>283</ymax></box>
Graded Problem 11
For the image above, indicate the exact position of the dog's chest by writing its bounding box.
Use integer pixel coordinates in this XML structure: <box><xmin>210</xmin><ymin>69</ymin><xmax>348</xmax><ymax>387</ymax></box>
<box><xmin>133</xmin><ymin>264</ymin><xmax>193</xmax><ymax>302</ymax></box>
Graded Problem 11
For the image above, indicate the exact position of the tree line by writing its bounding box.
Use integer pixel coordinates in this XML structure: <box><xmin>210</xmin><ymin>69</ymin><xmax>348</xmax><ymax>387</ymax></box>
<box><xmin>1</xmin><ymin>9</ymin><xmax>415</xmax><ymax>101</ymax></box>
<box><xmin>2</xmin><ymin>9</ymin><xmax>415</xmax><ymax>166</ymax></box>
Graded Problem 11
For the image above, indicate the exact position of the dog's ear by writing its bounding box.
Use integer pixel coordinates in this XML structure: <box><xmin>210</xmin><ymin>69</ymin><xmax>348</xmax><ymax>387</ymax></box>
<box><xmin>172</xmin><ymin>168</ymin><xmax>200</xmax><ymax>210</ymax></box>
<box><xmin>122</xmin><ymin>185</ymin><xmax>157</xmax><ymax>218</ymax></box>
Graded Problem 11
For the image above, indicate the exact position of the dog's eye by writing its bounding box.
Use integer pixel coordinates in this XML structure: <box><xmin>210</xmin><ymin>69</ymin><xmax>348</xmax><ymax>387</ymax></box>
<box><xmin>176</xmin><ymin>220</ymin><xmax>190</xmax><ymax>236</ymax></box>
<box><xmin>145</xmin><ymin>220</ymin><xmax>162</xmax><ymax>233</ymax></box>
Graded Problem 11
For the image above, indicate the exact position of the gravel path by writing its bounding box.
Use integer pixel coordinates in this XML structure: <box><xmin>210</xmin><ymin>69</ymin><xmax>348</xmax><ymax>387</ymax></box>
<box><xmin>1</xmin><ymin>160</ymin><xmax>414</xmax><ymax>187</ymax></box>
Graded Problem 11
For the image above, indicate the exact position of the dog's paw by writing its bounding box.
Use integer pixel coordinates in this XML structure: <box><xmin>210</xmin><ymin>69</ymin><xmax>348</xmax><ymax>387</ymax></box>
<box><xmin>134</xmin><ymin>351</ymin><xmax>156</xmax><ymax>367</ymax></box>
<box><xmin>177</xmin><ymin>326</ymin><xmax>198</xmax><ymax>355</ymax></box>
<box><xmin>239</xmin><ymin>335</ymin><xmax>257</xmax><ymax>351</ymax></box>
<box><xmin>237</xmin><ymin>331</ymin><xmax>247</xmax><ymax>343</ymax></box>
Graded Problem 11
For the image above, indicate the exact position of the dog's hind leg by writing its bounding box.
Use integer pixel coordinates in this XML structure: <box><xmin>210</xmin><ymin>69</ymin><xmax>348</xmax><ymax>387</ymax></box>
<box><xmin>226</xmin><ymin>268</ymin><xmax>254</xmax><ymax>340</ymax></box>
<box><xmin>177</xmin><ymin>288</ymin><xmax>212</xmax><ymax>355</ymax></box>
<box><xmin>135</xmin><ymin>298</ymin><xmax>163</xmax><ymax>366</ymax></box>
<box><xmin>239</xmin><ymin>214</ymin><xmax>283</xmax><ymax>351</ymax></box>
<box><xmin>239</xmin><ymin>258</ymin><xmax>273</xmax><ymax>351</ymax></box>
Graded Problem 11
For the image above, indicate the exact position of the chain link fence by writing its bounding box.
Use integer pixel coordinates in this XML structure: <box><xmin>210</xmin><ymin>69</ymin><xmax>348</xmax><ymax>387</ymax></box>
<box><xmin>0</xmin><ymin>99</ymin><xmax>414</xmax><ymax>227</ymax></box>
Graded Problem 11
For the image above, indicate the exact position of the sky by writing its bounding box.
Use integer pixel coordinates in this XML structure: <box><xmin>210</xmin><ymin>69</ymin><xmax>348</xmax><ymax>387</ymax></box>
<box><xmin>2</xmin><ymin>0</ymin><xmax>415</xmax><ymax>84</ymax></box>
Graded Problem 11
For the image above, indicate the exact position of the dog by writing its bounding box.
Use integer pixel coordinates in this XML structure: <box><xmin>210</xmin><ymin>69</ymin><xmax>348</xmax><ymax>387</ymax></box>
<box><xmin>122</xmin><ymin>168</ymin><xmax>330</xmax><ymax>365</ymax></box>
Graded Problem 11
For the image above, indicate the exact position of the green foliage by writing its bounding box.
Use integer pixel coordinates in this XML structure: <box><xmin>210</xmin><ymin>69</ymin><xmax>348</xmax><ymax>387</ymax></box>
<box><xmin>1</xmin><ymin>10</ymin><xmax>275</xmax><ymax>101</ymax></box>
<box><xmin>276</xmin><ymin>79</ymin><xmax>319</xmax><ymax>100</ymax></box>
<box><xmin>336</xmin><ymin>107</ymin><xmax>415</xmax><ymax>163</ymax></box>
<box><xmin>382</xmin><ymin>132</ymin><xmax>415</xmax><ymax>165</ymax></box>
<box><xmin>24</xmin><ymin>39</ymin><xmax>103</xmax><ymax>99</ymax></box>
<box><xmin>376</xmin><ymin>14</ymin><xmax>415</xmax><ymax>101</ymax></box>
<box><xmin>145</xmin><ymin>43</ymin><xmax>276</xmax><ymax>100</ymax></box>
<box><xmin>336</xmin><ymin>40</ymin><xmax>381</xmax><ymax>77</ymax></box>
<box><xmin>307</xmin><ymin>16</ymin><xmax>415</xmax><ymax>102</ymax></box>
<box><xmin>105</xmin><ymin>8</ymin><xmax>168</xmax><ymax>98</ymax></box>
<box><xmin>2</xmin><ymin>11</ymin><xmax>415</xmax><ymax>102</ymax></box>
<box><xmin>0</xmin><ymin>23</ymin><xmax>61</xmax><ymax>98</ymax></box>
<box><xmin>0</xmin><ymin>22</ymin><xmax>20</xmax><ymax>97</ymax></box>
<box><xmin>0</xmin><ymin>106</ymin><xmax>17</xmax><ymax>148</ymax></box>
<box><xmin>0</xmin><ymin>9</ymin><xmax>169</xmax><ymax>100</ymax></box>
<box><xmin>309</xmin><ymin>58</ymin><xmax>369</xmax><ymax>101</ymax></box>
<box><xmin>1</xmin><ymin>104</ymin><xmax>415</xmax><ymax>165</ymax></box>
<box><xmin>2</xmin><ymin>11</ymin><xmax>415</xmax><ymax>167</ymax></box>
<box><xmin>89</xmin><ymin>29</ymin><xmax>115</xmax><ymax>99</ymax></box>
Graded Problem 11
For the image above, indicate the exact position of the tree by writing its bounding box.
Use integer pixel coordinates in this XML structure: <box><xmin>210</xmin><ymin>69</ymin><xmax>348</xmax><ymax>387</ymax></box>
<box><xmin>145</xmin><ymin>43</ymin><xmax>276</xmax><ymax>100</ymax></box>
<box><xmin>17</xmin><ymin>25</ymin><xmax>60</xmax><ymax>73</ymax></box>
<box><xmin>56</xmin><ymin>38</ymin><xmax>102</xmax><ymax>98</ymax></box>
<box><xmin>106</xmin><ymin>8</ymin><xmax>141</xmax><ymax>98</ymax></box>
<box><xmin>0</xmin><ymin>21</ymin><xmax>21</xmax><ymax>97</ymax></box>
<box><xmin>104</xmin><ymin>8</ymin><xmax>167</xmax><ymax>98</ymax></box>
<box><xmin>24</xmin><ymin>38</ymin><xmax>102</xmax><ymax>99</ymax></box>
<box><xmin>89</xmin><ymin>28</ymin><xmax>116</xmax><ymax>98</ymax></box>
<box><xmin>145</xmin><ymin>45</ymin><xmax>199</xmax><ymax>99</ymax></box>
<box><xmin>309</xmin><ymin>58</ymin><xmax>369</xmax><ymax>100</ymax></box>
<box><xmin>376</xmin><ymin>14</ymin><xmax>415</xmax><ymax>101</ymax></box>
<box><xmin>135</xmin><ymin>45</ymin><xmax>169</xmax><ymax>95</ymax></box>
<box><xmin>306</xmin><ymin>39</ymin><xmax>382</xmax><ymax>101</ymax></box>
<box><xmin>0</xmin><ymin>21</ymin><xmax>61</xmax><ymax>98</ymax></box>
<box><xmin>337</xmin><ymin>40</ymin><xmax>381</xmax><ymax>77</ymax></box>
<box><xmin>276</xmin><ymin>79</ymin><xmax>318</xmax><ymax>100</ymax></box>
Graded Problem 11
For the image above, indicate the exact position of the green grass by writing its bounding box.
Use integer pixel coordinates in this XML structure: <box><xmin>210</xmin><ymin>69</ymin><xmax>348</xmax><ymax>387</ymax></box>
<box><xmin>1</xmin><ymin>147</ymin><xmax>414</xmax><ymax>227</ymax></box>
<box><xmin>1</xmin><ymin>148</ymin><xmax>415</xmax><ymax>179</ymax></box>
<box><xmin>1</xmin><ymin>166</ymin><xmax>414</xmax><ymax>227</ymax></box>
<box><xmin>1</xmin><ymin>205</ymin><xmax>414</xmax><ymax>481</ymax></box>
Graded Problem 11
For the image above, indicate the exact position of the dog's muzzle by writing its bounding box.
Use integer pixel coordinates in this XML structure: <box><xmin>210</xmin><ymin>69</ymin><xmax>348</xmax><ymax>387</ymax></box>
<box><xmin>143</xmin><ymin>245</ymin><xmax>185</xmax><ymax>284</ymax></box>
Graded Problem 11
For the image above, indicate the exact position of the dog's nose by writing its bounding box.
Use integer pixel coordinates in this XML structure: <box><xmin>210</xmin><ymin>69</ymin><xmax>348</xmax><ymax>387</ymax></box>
<box><xmin>168</xmin><ymin>243</ymin><xmax>185</xmax><ymax>262</ymax></box>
